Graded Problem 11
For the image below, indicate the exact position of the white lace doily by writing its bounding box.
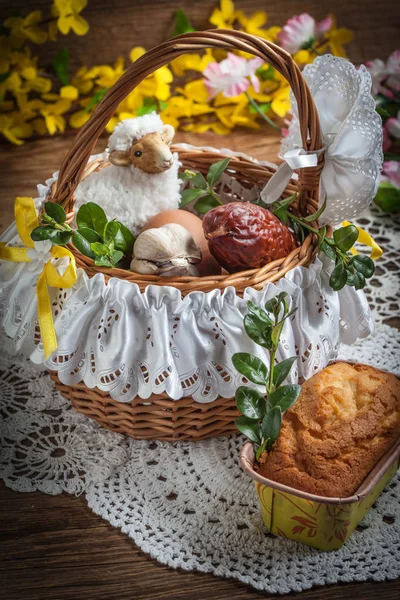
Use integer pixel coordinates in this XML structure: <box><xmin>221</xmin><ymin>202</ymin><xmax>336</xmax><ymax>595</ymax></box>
<box><xmin>0</xmin><ymin>203</ymin><xmax>400</xmax><ymax>593</ymax></box>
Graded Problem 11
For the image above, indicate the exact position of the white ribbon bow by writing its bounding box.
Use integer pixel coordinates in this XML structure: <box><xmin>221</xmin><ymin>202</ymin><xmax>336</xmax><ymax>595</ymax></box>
<box><xmin>260</xmin><ymin>147</ymin><xmax>323</xmax><ymax>205</ymax></box>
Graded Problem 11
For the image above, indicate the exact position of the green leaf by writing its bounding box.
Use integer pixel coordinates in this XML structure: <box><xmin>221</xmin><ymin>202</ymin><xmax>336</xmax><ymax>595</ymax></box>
<box><xmin>179</xmin><ymin>187</ymin><xmax>206</xmax><ymax>207</ymax></box>
<box><xmin>329</xmin><ymin>261</ymin><xmax>347</xmax><ymax>291</ymax></box>
<box><xmin>376</xmin><ymin>106</ymin><xmax>390</xmax><ymax>118</ymax></box>
<box><xmin>172</xmin><ymin>8</ymin><xmax>196</xmax><ymax>36</ymax></box>
<box><xmin>302</xmin><ymin>197</ymin><xmax>327</xmax><ymax>222</ymax></box>
<box><xmin>264</xmin><ymin>297</ymin><xmax>278</xmax><ymax>313</ymax></box>
<box><xmin>248</xmin><ymin>301</ymin><xmax>272</xmax><ymax>324</ymax></box>
<box><xmin>244</xmin><ymin>313</ymin><xmax>272</xmax><ymax>349</ymax></box>
<box><xmin>261</xmin><ymin>406</ymin><xmax>282</xmax><ymax>443</ymax></box>
<box><xmin>235</xmin><ymin>416</ymin><xmax>262</xmax><ymax>445</ymax></box>
<box><xmin>232</xmin><ymin>353</ymin><xmax>269</xmax><ymax>386</ymax></box>
<box><xmin>207</xmin><ymin>157</ymin><xmax>231</xmax><ymax>187</ymax></box>
<box><xmin>346</xmin><ymin>270</ymin><xmax>366</xmax><ymax>290</ymax></box>
<box><xmin>349</xmin><ymin>254</ymin><xmax>375</xmax><ymax>278</ymax></box>
<box><xmin>235</xmin><ymin>386</ymin><xmax>265</xmax><ymax>419</ymax></box>
<box><xmin>374</xmin><ymin>181</ymin><xmax>400</xmax><ymax>213</ymax></box>
<box><xmin>31</xmin><ymin>226</ymin><xmax>57</xmax><ymax>241</ymax></box>
<box><xmin>194</xmin><ymin>194</ymin><xmax>220</xmax><ymax>214</ymax></box>
<box><xmin>249</xmin><ymin>101</ymin><xmax>271</xmax><ymax>115</ymax></box>
<box><xmin>104</xmin><ymin>221</ymin><xmax>121</xmax><ymax>245</ymax></box>
<box><xmin>256</xmin><ymin>65</ymin><xmax>275</xmax><ymax>81</ymax></box>
<box><xmin>72</xmin><ymin>231</ymin><xmax>96</xmax><ymax>258</ymax></box>
<box><xmin>112</xmin><ymin>250</ymin><xmax>124</xmax><ymax>264</ymax></box>
<box><xmin>52</xmin><ymin>47</ymin><xmax>70</xmax><ymax>87</ymax></box>
<box><xmin>136</xmin><ymin>97</ymin><xmax>168</xmax><ymax>116</ymax></box>
<box><xmin>76</xmin><ymin>203</ymin><xmax>108</xmax><ymax>237</ymax></box>
<box><xmin>333</xmin><ymin>225</ymin><xmax>359</xmax><ymax>252</ymax></box>
<box><xmin>268</xmin><ymin>384</ymin><xmax>301</xmax><ymax>411</ymax></box>
<box><xmin>76</xmin><ymin>227</ymin><xmax>102</xmax><ymax>243</ymax></box>
<box><xmin>272</xmin><ymin>357</ymin><xmax>297</xmax><ymax>387</ymax></box>
<box><xmin>271</xmin><ymin>321</ymin><xmax>284</xmax><ymax>347</ymax></box>
<box><xmin>90</xmin><ymin>242</ymin><xmax>109</xmax><ymax>256</ymax></box>
<box><xmin>94</xmin><ymin>255</ymin><xmax>113</xmax><ymax>267</ymax></box>
<box><xmin>44</xmin><ymin>201</ymin><xmax>66</xmax><ymax>224</ymax></box>
<box><xmin>114</xmin><ymin>223</ymin><xmax>135</xmax><ymax>255</ymax></box>
<box><xmin>320</xmin><ymin>239</ymin><xmax>336</xmax><ymax>261</ymax></box>
<box><xmin>84</xmin><ymin>88</ymin><xmax>109</xmax><ymax>113</ymax></box>
<box><xmin>292</xmin><ymin>220</ymin><xmax>305</xmax><ymax>243</ymax></box>
<box><xmin>48</xmin><ymin>231</ymin><xmax>73</xmax><ymax>245</ymax></box>
<box><xmin>191</xmin><ymin>172</ymin><xmax>208</xmax><ymax>189</ymax></box>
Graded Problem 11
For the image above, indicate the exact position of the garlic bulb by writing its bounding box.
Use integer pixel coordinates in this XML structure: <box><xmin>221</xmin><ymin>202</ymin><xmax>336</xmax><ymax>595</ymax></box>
<box><xmin>130</xmin><ymin>223</ymin><xmax>202</xmax><ymax>277</ymax></box>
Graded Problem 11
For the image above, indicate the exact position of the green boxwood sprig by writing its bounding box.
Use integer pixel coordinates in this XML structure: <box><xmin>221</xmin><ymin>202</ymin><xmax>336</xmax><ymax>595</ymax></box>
<box><xmin>179</xmin><ymin>157</ymin><xmax>231</xmax><ymax>214</ymax></box>
<box><xmin>31</xmin><ymin>201</ymin><xmax>135</xmax><ymax>268</ymax></box>
<box><xmin>270</xmin><ymin>195</ymin><xmax>375</xmax><ymax>291</ymax></box>
<box><xmin>232</xmin><ymin>292</ymin><xmax>301</xmax><ymax>461</ymax></box>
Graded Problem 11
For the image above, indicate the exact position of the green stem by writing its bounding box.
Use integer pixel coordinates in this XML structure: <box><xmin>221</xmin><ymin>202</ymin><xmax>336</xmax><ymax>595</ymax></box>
<box><xmin>207</xmin><ymin>186</ymin><xmax>223</xmax><ymax>205</ymax></box>
<box><xmin>288</xmin><ymin>212</ymin><xmax>319</xmax><ymax>235</ymax></box>
<box><xmin>268</xmin><ymin>346</ymin><xmax>277</xmax><ymax>394</ymax></box>
<box><xmin>244</xmin><ymin>91</ymin><xmax>281</xmax><ymax>132</ymax></box>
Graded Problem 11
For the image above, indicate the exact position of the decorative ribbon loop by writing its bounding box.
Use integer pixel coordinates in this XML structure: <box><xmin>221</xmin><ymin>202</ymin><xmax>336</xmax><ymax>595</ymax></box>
<box><xmin>0</xmin><ymin>197</ymin><xmax>77</xmax><ymax>359</ymax></box>
<box><xmin>260</xmin><ymin>147</ymin><xmax>323</xmax><ymax>205</ymax></box>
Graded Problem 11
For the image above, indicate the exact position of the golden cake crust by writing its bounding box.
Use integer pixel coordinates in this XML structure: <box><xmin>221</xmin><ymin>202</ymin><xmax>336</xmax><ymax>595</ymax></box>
<box><xmin>257</xmin><ymin>362</ymin><xmax>400</xmax><ymax>497</ymax></box>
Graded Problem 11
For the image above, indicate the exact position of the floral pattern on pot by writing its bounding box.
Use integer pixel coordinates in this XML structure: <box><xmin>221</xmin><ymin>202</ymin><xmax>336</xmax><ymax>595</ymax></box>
<box><xmin>255</xmin><ymin>456</ymin><xmax>399</xmax><ymax>550</ymax></box>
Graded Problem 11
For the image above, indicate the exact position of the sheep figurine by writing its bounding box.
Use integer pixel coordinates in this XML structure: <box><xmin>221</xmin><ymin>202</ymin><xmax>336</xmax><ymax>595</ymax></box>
<box><xmin>74</xmin><ymin>113</ymin><xmax>181</xmax><ymax>236</ymax></box>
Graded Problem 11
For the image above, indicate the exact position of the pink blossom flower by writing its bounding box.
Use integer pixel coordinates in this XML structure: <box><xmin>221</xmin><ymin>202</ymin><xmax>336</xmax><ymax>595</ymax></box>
<box><xmin>386</xmin><ymin>110</ymin><xmax>400</xmax><ymax>139</ymax></box>
<box><xmin>381</xmin><ymin>161</ymin><xmax>400</xmax><ymax>189</ymax></box>
<box><xmin>203</xmin><ymin>53</ymin><xmax>264</xmax><ymax>99</ymax></box>
<box><xmin>277</xmin><ymin>13</ymin><xmax>333</xmax><ymax>54</ymax></box>
<box><xmin>383</xmin><ymin>110</ymin><xmax>400</xmax><ymax>151</ymax></box>
<box><xmin>366</xmin><ymin>49</ymin><xmax>400</xmax><ymax>97</ymax></box>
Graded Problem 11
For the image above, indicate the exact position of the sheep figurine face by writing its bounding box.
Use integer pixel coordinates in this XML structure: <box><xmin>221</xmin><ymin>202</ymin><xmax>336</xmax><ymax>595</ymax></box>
<box><xmin>109</xmin><ymin>125</ymin><xmax>175</xmax><ymax>174</ymax></box>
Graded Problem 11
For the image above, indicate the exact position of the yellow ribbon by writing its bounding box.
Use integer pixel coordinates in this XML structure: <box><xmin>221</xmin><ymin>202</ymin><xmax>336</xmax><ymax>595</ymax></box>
<box><xmin>0</xmin><ymin>197</ymin><xmax>77</xmax><ymax>358</ymax></box>
<box><xmin>342</xmin><ymin>221</ymin><xmax>383</xmax><ymax>260</ymax></box>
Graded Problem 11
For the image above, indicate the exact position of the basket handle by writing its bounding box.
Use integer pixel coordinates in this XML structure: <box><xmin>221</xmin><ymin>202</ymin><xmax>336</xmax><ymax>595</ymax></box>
<box><xmin>52</xmin><ymin>30</ymin><xmax>323</xmax><ymax>212</ymax></box>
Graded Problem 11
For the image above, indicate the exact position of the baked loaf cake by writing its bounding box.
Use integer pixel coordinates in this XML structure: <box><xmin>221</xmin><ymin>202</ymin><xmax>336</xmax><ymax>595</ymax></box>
<box><xmin>258</xmin><ymin>362</ymin><xmax>400</xmax><ymax>497</ymax></box>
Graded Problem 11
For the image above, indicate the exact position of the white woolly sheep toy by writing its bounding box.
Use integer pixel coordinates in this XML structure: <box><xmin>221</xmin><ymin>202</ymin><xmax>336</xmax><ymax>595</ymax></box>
<box><xmin>74</xmin><ymin>113</ymin><xmax>181</xmax><ymax>236</ymax></box>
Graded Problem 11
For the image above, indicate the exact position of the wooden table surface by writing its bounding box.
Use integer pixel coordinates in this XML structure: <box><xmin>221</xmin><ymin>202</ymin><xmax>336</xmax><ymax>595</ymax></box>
<box><xmin>1</xmin><ymin>0</ymin><xmax>399</xmax><ymax>598</ymax></box>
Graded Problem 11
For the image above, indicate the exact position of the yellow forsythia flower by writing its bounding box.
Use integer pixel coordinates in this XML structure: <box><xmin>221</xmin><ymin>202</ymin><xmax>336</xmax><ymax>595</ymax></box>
<box><xmin>4</xmin><ymin>11</ymin><xmax>48</xmax><ymax>46</ymax></box>
<box><xmin>271</xmin><ymin>86</ymin><xmax>291</xmax><ymax>118</ymax></box>
<box><xmin>170</xmin><ymin>50</ymin><xmax>214</xmax><ymax>77</ymax></box>
<box><xmin>71</xmin><ymin>66</ymin><xmax>95</xmax><ymax>95</ymax></box>
<box><xmin>236</xmin><ymin>10</ymin><xmax>281</xmax><ymax>41</ymax></box>
<box><xmin>69</xmin><ymin>109</ymin><xmax>91</xmax><ymax>129</ymax></box>
<box><xmin>60</xmin><ymin>85</ymin><xmax>79</xmax><ymax>100</ymax></box>
<box><xmin>0</xmin><ymin>113</ymin><xmax>34</xmax><ymax>145</ymax></box>
<box><xmin>0</xmin><ymin>38</ymin><xmax>11</xmax><ymax>74</ymax></box>
<box><xmin>323</xmin><ymin>15</ymin><xmax>353</xmax><ymax>58</ymax></box>
<box><xmin>53</xmin><ymin>0</ymin><xmax>89</xmax><ymax>36</ymax></box>
<box><xmin>85</xmin><ymin>57</ymin><xmax>124</xmax><ymax>88</ymax></box>
<box><xmin>39</xmin><ymin>99</ymin><xmax>71</xmax><ymax>135</ymax></box>
<box><xmin>0</xmin><ymin>71</ymin><xmax>22</xmax><ymax>98</ymax></box>
<box><xmin>209</xmin><ymin>0</ymin><xmax>236</xmax><ymax>29</ymax></box>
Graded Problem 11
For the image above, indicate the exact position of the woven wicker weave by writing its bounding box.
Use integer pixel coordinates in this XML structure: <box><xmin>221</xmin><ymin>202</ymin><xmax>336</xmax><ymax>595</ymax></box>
<box><xmin>47</xmin><ymin>30</ymin><xmax>323</xmax><ymax>441</ymax></box>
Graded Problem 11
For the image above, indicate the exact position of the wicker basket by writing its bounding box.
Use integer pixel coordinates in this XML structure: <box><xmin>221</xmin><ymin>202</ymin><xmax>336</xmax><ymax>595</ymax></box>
<box><xmin>47</xmin><ymin>30</ymin><xmax>323</xmax><ymax>441</ymax></box>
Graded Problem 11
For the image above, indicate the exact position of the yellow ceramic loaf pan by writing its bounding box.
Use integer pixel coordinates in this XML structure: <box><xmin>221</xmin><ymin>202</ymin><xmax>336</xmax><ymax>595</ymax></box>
<box><xmin>240</xmin><ymin>438</ymin><xmax>400</xmax><ymax>550</ymax></box>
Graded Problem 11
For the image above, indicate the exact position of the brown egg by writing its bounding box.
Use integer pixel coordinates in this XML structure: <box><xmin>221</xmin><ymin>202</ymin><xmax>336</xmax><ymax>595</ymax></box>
<box><xmin>142</xmin><ymin>210</ymin><xmax>221</xmax><ymax>276</ymax></box>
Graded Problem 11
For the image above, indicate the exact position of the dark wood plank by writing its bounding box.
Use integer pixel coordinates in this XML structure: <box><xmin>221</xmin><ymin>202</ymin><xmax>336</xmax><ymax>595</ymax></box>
<box><xmin>0</xmin><ymin>0</ymin><xmax>398</xmax><ymax>67</ymax></box>
<box><xmin>1</xmin><ymin>482</ymin><xmax>399</xmax><ymax>600</ymax></box>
